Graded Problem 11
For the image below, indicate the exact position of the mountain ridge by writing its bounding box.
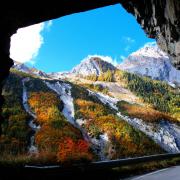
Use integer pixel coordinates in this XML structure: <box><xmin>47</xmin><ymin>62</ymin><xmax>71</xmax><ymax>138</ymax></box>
<box><xmin>71</xmin><ymin>55</ymin><xmax>117</xmax><ymax>76</ymax></box>
<box><xmin>12</xmin><ymin>45</ymin><xmax>180</xmax><ymax>88</ymax></box>
<box><xmin>13</xmin><ymin>60</ymin><xmax>49</xmax><ymax>78</ymax></box>
<box><xmin>117</xmin><ymin>45</ymin><xmax>180</xmax><ymax>87</ymax></box>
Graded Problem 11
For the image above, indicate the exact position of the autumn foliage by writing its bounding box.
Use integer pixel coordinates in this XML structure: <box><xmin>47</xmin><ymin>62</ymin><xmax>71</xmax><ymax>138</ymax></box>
<box><xmin>28</xmin><ymin>91</ymin><xmax>93</xmax><ymax>163</ymax></box>
<box><xmin>28</xmin><ymin>92</ymin><xmax>62</xmax><ymax>123</ymax></box>
<box><xmin>117</xmin><ymin>101</ymin><xmax>176</xmax><ymax>123</ymax></box>
<box><xmin>75</xmin><ymin>99</ymin><xmax>164</xmax><ymax>159</ymax></box>
<box><xmin>57</xmin><ymin>138</ymin><xmax>92</xmax><ymax>163</ymax></box>
<box><xmin>1</xmin><ymin>71</ymin><xmax>172</xmax><ymax>164</ymax></box>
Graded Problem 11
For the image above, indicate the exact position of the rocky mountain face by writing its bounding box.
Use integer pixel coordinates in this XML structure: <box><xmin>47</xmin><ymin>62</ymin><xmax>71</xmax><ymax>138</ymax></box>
<box><xmin>13</xmin><ymin>46</ymin><xmax>180</xmax><ymax>88</ymax></box>
<box><xmin>118</xmin><ymin>44</ymin><xmax>180</xmax><ymax>87</ymax></box>
<box><xmin>71</xmin><ymin>55</ymin><xmax>116</xmax><ymax>76</ymax></box>
<box><xmin>13</xmin><ymin>61</ymin><xmax>48</xmax><ymax>78</ymax></box>
<box><xmin>69</xmin><ymin>46</ymin><xmax>180</xmax><ymax>87</ymax></box>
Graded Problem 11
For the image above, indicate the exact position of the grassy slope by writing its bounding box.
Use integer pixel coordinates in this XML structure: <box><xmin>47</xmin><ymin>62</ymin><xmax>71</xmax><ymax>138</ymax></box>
<box><xmin>117</xmin><ymin>101</ymin><xmax>177</xmax><ymax>124</ymax></box>
<box><xmin>81</xmin><ymin>69</ymin><xmax>179</xmax><ymax>122</ymax></box>
<box><xmin>115</xmin><ymin>70</ymin><xmax>180</xmax><ymax>121</ymax></box>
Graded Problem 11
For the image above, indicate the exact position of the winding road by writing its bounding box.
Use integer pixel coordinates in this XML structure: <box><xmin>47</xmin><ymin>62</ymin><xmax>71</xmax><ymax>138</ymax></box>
<box><xmin>130</xmin><ymin>166</ymin><xmax>180</xmax><ymax>180</ymax></box>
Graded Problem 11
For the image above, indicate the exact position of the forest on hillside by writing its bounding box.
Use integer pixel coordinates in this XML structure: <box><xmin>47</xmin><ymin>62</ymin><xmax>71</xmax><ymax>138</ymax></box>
<box><xmin>0</xmin><ymin>68</ymin><xmax>179</xmax><ymax>165</ymax></box>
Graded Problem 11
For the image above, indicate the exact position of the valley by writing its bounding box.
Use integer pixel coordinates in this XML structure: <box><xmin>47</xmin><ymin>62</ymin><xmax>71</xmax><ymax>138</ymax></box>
<box><xmin>0</xmin><ymin>45</ymin><xmax>180</xmax><ymax>165</ymax></box>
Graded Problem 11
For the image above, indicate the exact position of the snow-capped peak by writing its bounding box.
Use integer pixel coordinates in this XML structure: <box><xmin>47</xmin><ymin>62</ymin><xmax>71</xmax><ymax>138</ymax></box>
<box><xmin>130</xmin><ymin>42</ymin><xmax>169</xmax><ymax>59</ymax></box>
<box><xmin>118</xmin><ymin>43</ymin><xmax>180</xmax><ymax>87</ymax></box>
<box><xmin>71</xmin><ymin>55</ymin><xmax>116</xmax><ymax>76</ymax></box>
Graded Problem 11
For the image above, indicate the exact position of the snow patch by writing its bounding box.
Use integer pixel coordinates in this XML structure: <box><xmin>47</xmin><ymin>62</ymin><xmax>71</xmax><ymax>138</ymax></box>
<box><xmin>22</xmin><ymin>78</ymin><xmax>36</xmax><ymax>118</ymax></box>
<box><xmin>29</xmin><ymin>120</ymin><xmax>41</xmax><ymax>131</ymax></box>
<box><xmin>76</xmin><ymin>118</ymin><xmax>109</xmax><ymax>160</ymax></box>
<box><xmin>118</xmin><ymin>45</ymin><xmax>180</xmax><ymax>87</ymax></box>
<box><xmin>76</xmin><ymin>118</ymin><xmax>86</xmax><ymax>126</ymax></box>
<box><xmin>100</xmin><ymin>133</ymin><xmax>109</xmax><ymax>142</ymax></box>
<box><xmin>88</xmin><ymin>88</ymin><xmax>180</xmax><ymax>153</ymax></box>
<box><xmin>45</xmin><ymin>81</ymin><xmax>75</xmax><ymax>125</ymax></box>
<box><xmin>88</xmin><ymin>89</ymin><xmax>118</xmax><ymax>110</ymax></box>
<box><xmin>45</xmin><ymin>81</ymin><xmax>97</xmax><ymax>147</ymax></box>
<box><xmin>91</xmin><ymin>133</ymin><xmax>109</xmax><ymax>161</ymax></box>
<box><xmin>91</xmin><ymin>59</ymin><xmax>101</xmax><ymax>75</ymax></box>
<box><xmin>117</xmin><ymin>112</ymin><xmax>180</xmax><ymax>153</ymax></box>
<box><xmin>22</xmin><ymin>78</ymin><xmax>40</xmax><ymax>154</ymax></box>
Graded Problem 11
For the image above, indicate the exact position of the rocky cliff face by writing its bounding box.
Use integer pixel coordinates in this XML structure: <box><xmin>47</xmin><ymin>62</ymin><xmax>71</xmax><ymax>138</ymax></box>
<box><xmin>118</xmin><ymin>44</ymin><xmax>180</xmax><ymax>87</ymax></box>
<box><xmin>71</xmin><ymin>55</ymin><xmax>116</xmax><ymax>76</ymax></box>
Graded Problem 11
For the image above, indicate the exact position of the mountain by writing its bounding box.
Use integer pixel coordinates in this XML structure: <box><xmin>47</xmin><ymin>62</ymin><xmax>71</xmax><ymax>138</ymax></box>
<box><xmin>3</xmin><ymin>48</ymin><xmax>180</xmax><ymax>164</ymax></box>
<box><xmin>71</xmin><ymin>55</ymin><xmax>116</xmax><ymax>76</ymax></box>
<box><xmin>118</xmin><ymin>44</ymin><xmax>180</xmax><ymax>87</ymax></box>
<box><xmin>48</xmin><ymin>71</ymin><xmax>70</xmax><ymax>80</ymax></box>
<box><xmin>2</xmin><ymin>62</ymin><xmax>180</xmax><ymax>164</ymax></box>
<box><xmin>48</xmin><ymin>56</ymin><xmax>116</xmax><ymax>80</ymax></box>
<box><xmin>13</xmin><ymin>60</ymin><xmax>31</xmax><ymax>73</ymax></box>
<box><xmin>13</xmin><ymin>60</ymin><xmax>49</xmax><ymax>78</ymax></box>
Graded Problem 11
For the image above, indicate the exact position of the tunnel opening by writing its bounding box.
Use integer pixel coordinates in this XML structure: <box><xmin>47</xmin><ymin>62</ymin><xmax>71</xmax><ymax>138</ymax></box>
<box><xmin>0</xmin><ymin>3</ymin><xmax>180</xmax><ymax>177</ymax></box>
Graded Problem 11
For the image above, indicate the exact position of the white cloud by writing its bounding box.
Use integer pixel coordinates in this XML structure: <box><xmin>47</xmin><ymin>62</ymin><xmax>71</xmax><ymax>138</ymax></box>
<box><xmin>124</xmin><ymin>46</ymin><xmax>130</xmax><ymax>52</ymax></box>
<box><xmin>45</xmin><ymin>20</ymin><xmax>53</xmax><ymax>31</ymax></box>
<box><xmin>142</xmin><ymin>41</ymin><xmax>157</xmax><ymax>48</ymax></box>
<box><xmin>10</xmin><ymin>23</ymin><xmax>45</xmax><ymax>64</ymax></box>
<box><xmin>83</xmin><ymin>55</ymin><xmax>118</xmax><ymax>66</ymax></box>
<box><xmin>122</xmin><ymin>36</ymin><xmax>135</xmax><ymax>52</ymax></box>
<box><xmin>120</xmin><ymin>55</ymin><xmax>126</xmax><ymax>60</ymax></box>
<box><xmin>123</xmin><ymin>37</ymin><xmax>135</xmax><ymax>43</ymax></box>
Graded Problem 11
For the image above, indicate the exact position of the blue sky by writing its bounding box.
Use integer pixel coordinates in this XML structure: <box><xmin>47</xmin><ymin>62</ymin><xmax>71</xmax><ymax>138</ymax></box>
<box><xmin>10</xmin><ymin>4</ymin><xmax>155</xmax><ymax>73</ymax></box>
